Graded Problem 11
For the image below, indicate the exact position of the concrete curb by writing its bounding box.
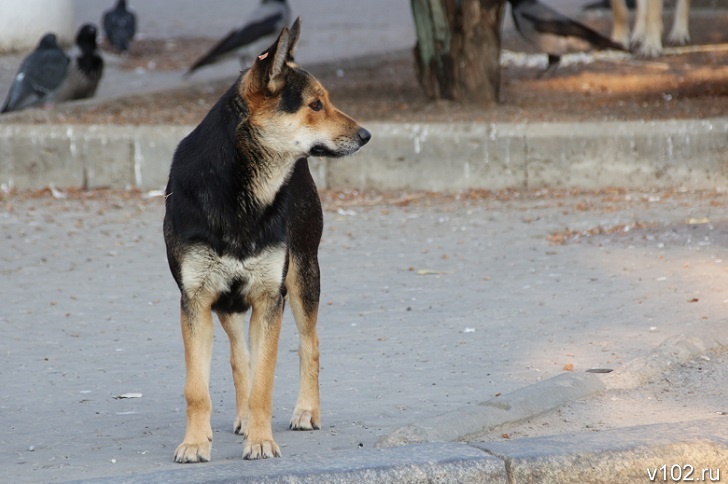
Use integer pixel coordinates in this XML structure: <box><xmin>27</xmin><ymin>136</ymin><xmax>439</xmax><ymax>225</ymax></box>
<box><xmin>68</xmin><ymin>442</ymin><xmax>508</xmax><ymax>484</ymax></box>
<box><xmin>65</xmin><ymin>419</ymin><xmax>728</xmax><ymax>483</ymax></box>
<box><xmin>2</xmin><ymin>118</ymin><xmax>728</xmax><ymax>192</ymax></box>
<box><xmin>338</xmin><ymin>118</ymin><xmax>728</xmax><ymax>191</ymax></box>
<box><xmin>474</xmin><ymin>418</ymin><xmax>728</xmax><ymax>483</ymax></box>
<box><xmin>0</xmin><ymin>124</ymin><xmax>190</xmax><ymax>190</ymax></box>
<box><xmin>612</xmin><ymin>333</ymin><xmax>728</xmax><ymax>390</ymax></box>
<box><xmin>377</xmin><ymin>332</ymin><xmax>727</xmax><ymax>450</ymax></box>
<box><xmin>377</xmin><ymin>372</ymin><xmax>605</xmax><ymax>448</ymax></box>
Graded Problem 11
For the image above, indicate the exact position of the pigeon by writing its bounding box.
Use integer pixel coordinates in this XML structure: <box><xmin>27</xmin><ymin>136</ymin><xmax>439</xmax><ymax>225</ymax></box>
<box><xmin>582</xmin><ymin>0</ymin><xmax>635</xmax><ymax>10</ymax></box>
<box><xmin>1</xmin><ymin>33</ymin><xmax>70</xmax><ymax>114</ymax></box>
<box><xmin>185</xmin><ymin>0</ymin><xmax>291</xmax><ymax>77</ymax></box>
<box><xmin>508</xmin><ymin>0</ymin><xmax>628</xmax><ymax>75</ymax></box>
<box><xmin>102</xmin><ymin>0</ymin><xmax>136</xmax><ymax>53</ymax></box>
<box><xmin>55</xmin><ymin>24</ymin><xmax>105</xmax><ymax>101</ymax></box>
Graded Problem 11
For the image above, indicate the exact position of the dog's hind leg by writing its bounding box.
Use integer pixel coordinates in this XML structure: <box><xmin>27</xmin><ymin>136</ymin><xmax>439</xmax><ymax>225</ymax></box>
<box><xmin>174</xmin><ymin>303</ymin><xmax>215</xmax><ymax>463</ymax></box>
<box><xmin>219</xmin><ymin>312</ymin><xmax>251</xmax><ymax>436</ymax></box>
<box><xmin>285</xmin><ymin>159</ymin><xmax>323</xmax><ymax>431</ymax></box>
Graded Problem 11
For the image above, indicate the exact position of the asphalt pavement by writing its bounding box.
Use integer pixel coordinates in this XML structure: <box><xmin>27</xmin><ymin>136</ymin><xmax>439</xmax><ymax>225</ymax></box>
<box><xmin>2</xmin><ymin>188</ymin><xmax>727</xmax><ymax>482</ymax></box>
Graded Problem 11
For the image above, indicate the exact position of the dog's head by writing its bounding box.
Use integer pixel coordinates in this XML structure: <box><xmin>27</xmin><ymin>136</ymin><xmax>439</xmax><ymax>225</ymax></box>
<box><xmin>240</xmin><ymin>18</ymin><xmax>371</xmax><ymax>160</ymax></box>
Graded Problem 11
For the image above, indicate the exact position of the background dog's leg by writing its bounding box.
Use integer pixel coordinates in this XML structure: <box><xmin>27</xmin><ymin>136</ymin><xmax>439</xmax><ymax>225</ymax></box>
<box><xmin>632</xmin><ymin>0</ymin><xmax>648</xmax><ymax>47</ymax></box>
<box><xmin>286</xmin><ymin>256</ymin><xmax>321</xmax><ymax>431</ymax></box>
<box><xmin>667</xmin><ymin>0</ymin><xmax>691</xmax><ymax>45</ymax></box>
<box><xmin>219</xmin><ymin>312</ymin><xmax>251</xmax><ymax>436</ymax></box>
<box><xmin>637</xmin><ymin>0</ymin><xmax>664</xmax><ymax>57</ymax></box>
<box><xmin>175</xmin><ymin>304</ymin><xmax>215</xmax><ymax>463</ymax></box>
<box><xmin>610</xmin><ymin>0</ymin><xmax>631</xmax><ymax>48</ymax></box>
<box><xmin>243</xmin><ymin>298</ymin><xmax>283</xmax><ymax>459</ymax></box>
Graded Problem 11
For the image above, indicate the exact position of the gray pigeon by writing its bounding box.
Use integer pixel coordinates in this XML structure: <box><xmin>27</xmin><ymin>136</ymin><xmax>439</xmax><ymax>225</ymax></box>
<box><xmin>1</xmin><ymin>34</ymin><xmax>70</xmax><ymax>114</ymax></box>
<box><xmin>185</xmin><ymin>0</ymin><xmax>291</xmax><ymax>77</ymax></box>
<box><xmin>103</xmin><ymin>0</ymin><xmax>136</xmax><ymax>53</ymax></box>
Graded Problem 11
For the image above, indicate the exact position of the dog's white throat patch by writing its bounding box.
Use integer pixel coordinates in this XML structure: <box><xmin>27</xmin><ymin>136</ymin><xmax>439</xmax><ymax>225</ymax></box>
<box><xmin>250</xmin><ymin>156</ymin><xmax>297</xmax><ymax>207</ymax></box>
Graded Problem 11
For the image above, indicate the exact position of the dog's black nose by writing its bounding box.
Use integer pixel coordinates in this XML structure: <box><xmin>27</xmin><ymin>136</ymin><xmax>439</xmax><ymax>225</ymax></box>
<box><xmin>357</xmin><ymin>128</ymin><xmax>371</xmax><ymax>146</ymax></box>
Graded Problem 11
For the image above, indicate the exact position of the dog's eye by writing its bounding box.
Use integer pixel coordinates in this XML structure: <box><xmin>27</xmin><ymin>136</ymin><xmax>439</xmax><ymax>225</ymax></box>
<box><xmin>309</xmin><ymin>100</ymin><xmax>323</xmax><ymax>112</ymax></box>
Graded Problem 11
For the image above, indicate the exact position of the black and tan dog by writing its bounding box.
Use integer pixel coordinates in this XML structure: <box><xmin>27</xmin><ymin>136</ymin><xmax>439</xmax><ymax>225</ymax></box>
<box><xmin>163</xmin><ymin>18</ymin><xmax>370</xmax><ymax>463</ymax></box>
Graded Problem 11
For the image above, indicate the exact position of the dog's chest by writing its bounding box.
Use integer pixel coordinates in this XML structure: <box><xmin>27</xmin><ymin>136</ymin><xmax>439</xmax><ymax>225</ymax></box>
<box><xmin>180</xmin><ymin>244</ymin><xmax>287</xmax><ymax>311</ymax></box>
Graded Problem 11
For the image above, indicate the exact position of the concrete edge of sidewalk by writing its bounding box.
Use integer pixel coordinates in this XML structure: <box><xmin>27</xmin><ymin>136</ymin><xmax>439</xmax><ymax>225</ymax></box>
<box><xmin>376</xmin><ymin>372</ymin><xmax>605</xmax><ymax>448</ymax></box>
<box><xmin>611</xmin><ymin>332</ymin><xmax>728</xmax><ymax>390</ymax></box>
<box><xmin>473</xmin><ymin>418</ymin><xmax>728</xmax><ymax>483</ymax></box>
<box><xmin>66</xmin><ymin>420</ymin><xmax>728</xmax><ymax>483</ymax></box>
<box><xmin>378</xmin><ymin>330</ymin><xmax>728</xmax><ymax>450</ymax></box>
<box><xmin>2</xmin><ymin>117</ymin><xmax>728</xmax><ymax>193</ymax></box>
<box><xmin>67</xmin><ymin>334</ymin><xmax>727</xmax><ymax>483</ymax></box>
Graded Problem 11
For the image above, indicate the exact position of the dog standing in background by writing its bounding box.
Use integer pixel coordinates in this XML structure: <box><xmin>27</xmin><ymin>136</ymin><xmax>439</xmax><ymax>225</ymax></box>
<box><xmin>163</xmin><ymin>18</ymin><xmax>371</xmax><ymax>463</ymax></box>
<box><xmin>611</xmin><ymin>0</ymin><xmax>691</xmax><ymax>57</ymax></box>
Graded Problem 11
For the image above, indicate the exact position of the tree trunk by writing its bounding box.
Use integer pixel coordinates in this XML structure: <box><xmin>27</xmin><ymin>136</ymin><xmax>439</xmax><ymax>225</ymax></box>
<box><xmin>411</xmin><ymin>0</ymin><xmax>505</xmax><ymax>105</ymax></box>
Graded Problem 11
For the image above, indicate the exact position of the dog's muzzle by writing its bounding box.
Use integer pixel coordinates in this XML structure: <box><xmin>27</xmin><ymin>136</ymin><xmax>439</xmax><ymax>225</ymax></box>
<box><xmin>310</xmin><ymin>127</ymin><xmax>372</xmax><ymax>157</ymax></box>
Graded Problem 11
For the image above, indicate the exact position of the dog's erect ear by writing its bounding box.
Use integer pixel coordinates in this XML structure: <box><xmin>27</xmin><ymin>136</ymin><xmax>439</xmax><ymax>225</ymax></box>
<box><xmin>252</xmin><ymin>17</ymin><xmax>302</xmax><ymax>95</ymax></box>
<box><xmin>286</xmin><ymin>17</ymin><xmax>301</xmax><ymax>60</ymax></box>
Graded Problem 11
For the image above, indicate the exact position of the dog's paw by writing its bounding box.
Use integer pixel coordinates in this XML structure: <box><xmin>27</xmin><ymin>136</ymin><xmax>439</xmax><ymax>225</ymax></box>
<box><xmin>233</xmin><ymin>416</ymin><xmax>247</xmax><ymax>435</ymax></box>
<box><xmin>289</xmin><ymin>409</ymin><xmax>320</xmax><ymax>431</ymax></box>
<box><xmin>174</xmin><ymin>441</ymin><xmax>212</xmax><ymax>463</ymax></box>
<box><xmin>243</xmin><ymin>439</ymin><xmax>281</xmax><ymax>460</ymax></box>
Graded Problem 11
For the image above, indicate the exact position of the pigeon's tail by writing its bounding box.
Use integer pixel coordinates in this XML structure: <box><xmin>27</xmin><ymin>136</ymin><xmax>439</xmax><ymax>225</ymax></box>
<box><xmin>184</xmin><ymin>41</ymin><xmax>229</xmax><ymax>78</ymax></box>
<box><xmin>183</xmin><ymin>59</ymin><xmax>208</xmax><ymax>78</ymax></box>
<box><xmin>589</xmin><ymin>31</ymin><xmax>629</xmax><ymax>52</ymax></box>
<box><xmin>583</xmin><ymin>0</ymin><xmax>635</xmax><ymax>10</ymax></box>
<box><xmin>582</xmin><ymin>0</ymin><xmax>610</xmax><ymax>10</ymax></box>
<box><xmin>555</xmin><ymin>17</ymin><xmax>629</xmax><ymax>52</ymax></box>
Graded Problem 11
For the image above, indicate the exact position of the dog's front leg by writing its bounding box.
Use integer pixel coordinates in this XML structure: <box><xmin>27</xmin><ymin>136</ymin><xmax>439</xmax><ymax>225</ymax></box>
<box><xmin>285</xmin><ymin>258</ymin><xmax>321</xmax><ymax>431</ymax></box>
<box><xmin>243</xmin><ymin>296</ymin><xmax>283</xmax><ymax>459</ymax></box>
<box><xmin>175</xmin><ymin>303</ymin><xmax>215</xmax><ymax>463</ymax></box>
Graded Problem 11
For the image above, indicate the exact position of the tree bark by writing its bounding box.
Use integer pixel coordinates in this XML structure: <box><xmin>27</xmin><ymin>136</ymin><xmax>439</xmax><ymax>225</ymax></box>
<box><xmin>411</xmin><ymin>0</ymin><xmax>505</xmax><ymax>105</ymax></box>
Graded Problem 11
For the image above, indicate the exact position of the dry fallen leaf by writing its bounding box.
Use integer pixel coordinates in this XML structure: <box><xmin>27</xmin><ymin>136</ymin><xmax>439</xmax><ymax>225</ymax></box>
<box><xmin>416</xmin><ymin>269</ymin><xmax>446</xmax><ymax>276</ymax></box>
<box><xmin>687</xmin><ymin>217</ymin><xmax>710</xmax><ymax>224</ymax></box>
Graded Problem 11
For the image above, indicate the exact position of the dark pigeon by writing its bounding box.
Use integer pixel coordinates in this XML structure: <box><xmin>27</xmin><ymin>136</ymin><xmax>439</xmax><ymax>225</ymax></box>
<box><xmin>57</xmin><ymin>24</ymin><xmax>105</xmax><ymax>101</ymax></box>
<box><xmin>1</xmin><ymin>33</ymin><xmax>70</xmax><ymax>113</ymax></box>
<box><xmin>185</xmin><ymin>0</ymin><xmax>290</xmax><ymax>77</ymax></box>
<box><xmin>103</xmin><ymin>0</ymin><xmax>136</xmax><ymax>53</ymax></box>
